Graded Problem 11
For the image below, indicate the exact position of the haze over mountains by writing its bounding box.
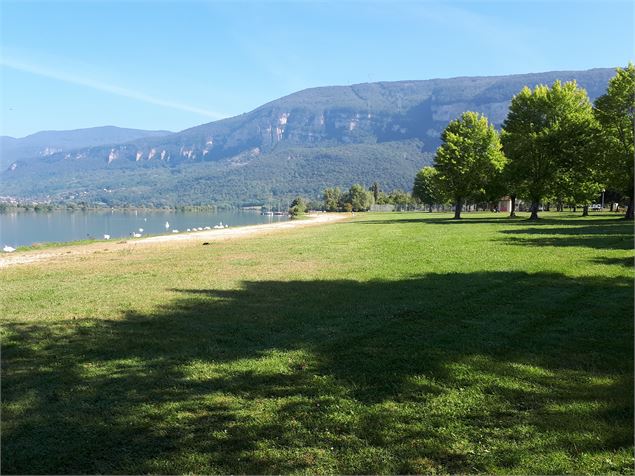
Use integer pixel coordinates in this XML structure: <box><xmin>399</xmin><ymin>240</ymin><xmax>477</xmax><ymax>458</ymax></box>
<box><xmin>1</xmin><ymin>67</ymin><xmax>615</xmax><ymax>206</ymax></box>
<box><xmin>0</xmin><ymin>126</ymin><xmax>172</xmax><ymax>170</ymax></box>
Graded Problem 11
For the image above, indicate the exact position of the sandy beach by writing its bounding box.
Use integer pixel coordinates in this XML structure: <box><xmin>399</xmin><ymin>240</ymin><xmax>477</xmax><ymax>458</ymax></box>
<box><xmin>0</xmin><ymin>213</ymin><xmax>348</xmax><ymax>269</ymax></box>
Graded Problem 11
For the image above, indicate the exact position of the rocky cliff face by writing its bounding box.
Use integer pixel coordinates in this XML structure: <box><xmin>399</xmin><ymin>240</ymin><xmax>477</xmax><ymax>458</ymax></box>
<box><xmin>23</xmin><ymin>68</ymin><xmax>614</xmax><ymax>168</ymax></box>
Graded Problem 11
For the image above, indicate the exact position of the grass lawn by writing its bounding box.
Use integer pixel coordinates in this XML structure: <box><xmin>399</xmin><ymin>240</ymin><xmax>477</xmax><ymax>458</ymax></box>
<box><xmin>1</xmin><ymin>212</ymin><xmax>633</xmax><ymax>474</ymax></box>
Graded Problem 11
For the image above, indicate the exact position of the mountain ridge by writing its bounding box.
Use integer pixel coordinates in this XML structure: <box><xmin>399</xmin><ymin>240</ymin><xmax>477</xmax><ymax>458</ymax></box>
<box><xmin>1</xmin><ymin>67</ymin><xmax>616</xmax><ymax>206</ymax></box>
<box><xmin>0</xmin><ymin>126</ymin><xmax>173</xmax><ymax>169</ymax></box>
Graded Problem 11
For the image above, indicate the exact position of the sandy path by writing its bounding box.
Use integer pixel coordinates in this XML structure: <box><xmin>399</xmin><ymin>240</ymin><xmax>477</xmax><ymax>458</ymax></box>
<box><xmin>0</xmin><ymin>213</ymin><xmax>348</xmax><ymax>269</ymax></box>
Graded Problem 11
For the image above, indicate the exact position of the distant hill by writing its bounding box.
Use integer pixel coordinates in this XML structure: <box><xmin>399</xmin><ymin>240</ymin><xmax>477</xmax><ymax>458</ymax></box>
<box><xmin>1</xmin><ymin>68</ymin><xmax>615</xmax><ymax>206</ymax></box>
<box><xmin>0</xmin><ymin>126</ymin><xmax>172</xmax><ymax>169</ymax></box>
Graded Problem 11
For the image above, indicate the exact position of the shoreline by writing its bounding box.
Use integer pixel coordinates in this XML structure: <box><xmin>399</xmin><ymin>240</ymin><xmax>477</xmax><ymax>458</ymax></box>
<box><xmin>0</xmin><ymin>213</ymin><xmax>348</xmax><ymax>269</ymax></box>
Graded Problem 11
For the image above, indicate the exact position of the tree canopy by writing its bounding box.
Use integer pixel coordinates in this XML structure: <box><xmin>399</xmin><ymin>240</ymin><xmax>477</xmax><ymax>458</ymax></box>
<box><xmin>434</xmin><ymin>111</ymin><xmax>506</xmax><ymax>219</ymax></box>
<box><xmin>501</xmin><ymin>81</ymin><xmax>596</xmax><ymax>219</ymax></box>
<box><xmin>594</xmin><ymin>63</ymin><xmax>635</xmax><ymax>219</ymax></box>
<box><xmin>345</xmin><ymin>184</ymin><xmax>374</xmax><ymax>212</ymax></box>
<box><xmin>413</xmin><ymin>166</ymin><xmax>447</xmax><ymax>211</ymax></box>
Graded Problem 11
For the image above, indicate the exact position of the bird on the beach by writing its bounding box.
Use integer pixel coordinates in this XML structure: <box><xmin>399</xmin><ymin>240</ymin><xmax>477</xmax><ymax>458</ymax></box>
<box><xmin>3</xmin><ymin>245</ymin><xmax>16</xmax><ymax>253</ymax></box>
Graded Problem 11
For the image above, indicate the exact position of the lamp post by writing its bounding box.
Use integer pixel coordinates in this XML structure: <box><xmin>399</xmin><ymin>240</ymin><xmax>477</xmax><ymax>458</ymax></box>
<box><xmin>601</xmin><ymin>189</ymin><xmax>605</xmax><ymax>210</ymax></box>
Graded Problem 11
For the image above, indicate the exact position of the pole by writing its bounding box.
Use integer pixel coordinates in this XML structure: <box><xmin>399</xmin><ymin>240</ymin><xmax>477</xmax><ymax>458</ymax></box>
<box><xmin>601</xmin><ymin>189</ymin><xmax>605</xmax><ymax>210</ymax></box>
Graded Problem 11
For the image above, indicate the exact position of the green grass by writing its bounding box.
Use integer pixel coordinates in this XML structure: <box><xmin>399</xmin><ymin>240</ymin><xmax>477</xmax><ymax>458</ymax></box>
<box><xmin>1</xmin><ymin>212</ymin><xmax>633</xmax><ymax>474</ymax></box>
<box><xmin>15</xmin><ymin>238</ymin><xmax>101</xmax><ymax>252</ymax></box>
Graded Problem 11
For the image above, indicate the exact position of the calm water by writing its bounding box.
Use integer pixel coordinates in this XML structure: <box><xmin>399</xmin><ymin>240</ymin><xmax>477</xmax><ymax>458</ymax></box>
<box><xmin>0</xmin><ymin>210</ymin><xmax>289</xmax><ymax>247</ymax></box>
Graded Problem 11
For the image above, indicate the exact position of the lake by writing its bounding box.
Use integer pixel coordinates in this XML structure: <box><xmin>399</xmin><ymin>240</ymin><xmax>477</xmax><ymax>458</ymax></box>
<box><xmin>0</xmin><ymin>209</ymin><xmax>289</xmax><ymax>248</ymax></box>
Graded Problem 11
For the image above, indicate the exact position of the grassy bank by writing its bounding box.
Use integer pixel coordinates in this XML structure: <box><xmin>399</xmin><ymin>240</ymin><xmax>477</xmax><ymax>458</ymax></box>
<box><xmin>2</xmin><ymin>212</ymin><xmax>633</xmax><ymax>474</ymax></box>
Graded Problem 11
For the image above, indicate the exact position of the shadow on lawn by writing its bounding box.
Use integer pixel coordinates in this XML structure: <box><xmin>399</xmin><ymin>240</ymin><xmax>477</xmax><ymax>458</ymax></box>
<box><xmin>353</xmin><ymin>214</ymin><xmax>629</xmax><ymax>228</ymax></box>
<box><xmin>2</xmin><ymin>271</ymin><xmax>633</xmax><ymax>474</ymax></box>
<box><xmin>591</xmin><ymin>256</ymin><xmax>635</xmax><ymax>267</ymax></box>
<box><xmin>500</xmin><ymin>223</ymin><xmax>635</xmax><ymax>251</ymax></box>
<box><xmin>352</xmin><ymin>216</ymin><xmax>517</xmax><ymax>226</ymax></box>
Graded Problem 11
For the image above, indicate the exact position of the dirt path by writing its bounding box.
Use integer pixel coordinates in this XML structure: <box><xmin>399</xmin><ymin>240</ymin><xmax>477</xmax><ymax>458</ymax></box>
<box><xmin>0</xmin><ymin>213</ymin><xmax>348</xmax><ymax>269</ymax></box>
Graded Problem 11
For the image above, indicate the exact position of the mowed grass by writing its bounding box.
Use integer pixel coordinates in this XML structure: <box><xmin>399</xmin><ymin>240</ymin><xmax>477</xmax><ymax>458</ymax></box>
<box><xmin>1</xmin><ymin>212</ymin><xmax>633</xmax><ymax>474</ymax></box>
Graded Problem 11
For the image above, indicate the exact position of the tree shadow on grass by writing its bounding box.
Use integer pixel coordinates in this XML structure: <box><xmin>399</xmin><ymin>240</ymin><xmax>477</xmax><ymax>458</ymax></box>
<box><xmin>500</xmin><ymin>223</ymin><xmax>635</xmax><ymax>251</ymax></box>
<box><xmin>591</xmin><ymin>256</ymin><xmax>635</xmax><ymax>267</ymax></box>
<box><xmin>353</xmin><ymin>215</ymin><xmax>628</xmax><ymax>227</ymax></box>
<box><xmin>2</xmin><ymin>272</ymin><xmax>633</xmax><ymax>474</ymax></box>
<box><xmin>352</xmin><ymin>216</ymin><xmax>517</xmax><ymax>226</ymax></box>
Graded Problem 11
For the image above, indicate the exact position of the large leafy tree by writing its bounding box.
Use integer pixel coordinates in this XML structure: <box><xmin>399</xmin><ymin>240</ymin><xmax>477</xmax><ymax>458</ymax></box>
<box><xmin>288</xmin><ymin>196</ymin><xmax>307</xmax><ymax>216</ymax></box>
<box><xmin>344</xmin><ymin>184</ymin><xmax>374</xmax><ymax>212</ymax></box>
<box><xmin>594</xmin><ymin>64</ymin><xmax>635</xmax><ymax>220</ymax></box>
<box><xmin>501</xmin><ymin>81</ymin><xmax>596</xmax><ymax>219</ymax></box>
<box><xmin>413</xmin><ymin>166</ymin><xmax>447</xmax><ymax>212</ymax></box>
<box><xmin>434</xmin><ymin>111</ymin><xmax>506</xmax><ymax>219</ymax></box>
<box><xmin>323</xmin><ymin>187</ymin><xmax>342</xmax><ymax>212</ymax></box>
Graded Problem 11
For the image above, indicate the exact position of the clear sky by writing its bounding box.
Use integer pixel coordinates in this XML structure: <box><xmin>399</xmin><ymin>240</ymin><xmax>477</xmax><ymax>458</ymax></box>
<box><xmin>1</xmin><ymin>0</ymin><xmax>633</xmax><ymax>138</ymax></box>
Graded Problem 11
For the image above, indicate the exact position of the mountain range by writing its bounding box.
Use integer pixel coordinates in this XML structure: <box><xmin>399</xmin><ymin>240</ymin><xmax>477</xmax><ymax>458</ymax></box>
<box><xmin>0</xmin><ymin>67</ymin><xmax>616</xmax><ymax>206</ymax></box>
<box><xmin>0</xmin><ymin>126</ymin><xmax>172</xmax><ymax>170</ymax></box>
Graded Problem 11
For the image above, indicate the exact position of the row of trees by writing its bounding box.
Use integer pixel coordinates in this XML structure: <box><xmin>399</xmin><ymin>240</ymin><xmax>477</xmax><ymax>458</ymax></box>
<box><xmin>322</xmin><ymin>183</ymin><xmax>429</xmax><ymax>212</ymax></box>
<box><xmin>323</xmin><ymin>184</ymin><xmax>375</xmax><ymax>212</ymax></box>
<box><xmin>413</xmin><ymin>64</ymin><xmax>634</xmax><ymax>220</ymax></box>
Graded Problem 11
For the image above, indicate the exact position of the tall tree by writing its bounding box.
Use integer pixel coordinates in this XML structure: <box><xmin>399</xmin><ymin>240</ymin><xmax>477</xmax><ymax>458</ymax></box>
<box><xmin>288</xmin><ymin>196</ymin><xmax>307</xmax><ymax>217</ymax></box>
<box><xmin>323</xmin><ymin>187</ymin><xmax>342</xmax><ymax>212</ymax></box>
<box><xmin>345</xmin><ymin>184</ymin><xmax>374</xmax><ymax>212</ymax></box>
<box><xmin>413</xmin><ymin>166</ymin><xmax>446</xmax><ymax>212</ymax></box>
<box><xmin>594</xmin><ymin>64</ymin><xmax>635</xmax><ymax>220</ymax></box>
<box><xmin>434</xmin><ymin>111</ymin><xmax>506</xmax><ymax>219</ymax></box>
<box><xmin>370</xmin><ymin>182</ymin><xmax>381</xmax><ymax>202</ymax></box>
<box><xmin>501</xmin><ymin>81</ymin><xmax>596</xmax><ymax>219</ymax></box>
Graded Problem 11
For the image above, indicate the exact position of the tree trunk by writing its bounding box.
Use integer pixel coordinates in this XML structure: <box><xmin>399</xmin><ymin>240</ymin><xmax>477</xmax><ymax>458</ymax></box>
<box><xmin>626</xmin><ymin>198</ymin><xmax>634</xmax><ymax>220</ymax></box>
<box><xmin>557</xmin><ymin>199</ymin><xmax>563</xmax><ymax>212</ymax></box>
<box><xmin>582</xmin><ymin>205</ymin><xmax>589</xmax><ymax>217</ymax></box>
<box><xmin>428</xmin><ymin>204</ymin><xmax>433</xmax><ymax>213</ymax></box>
<box><xmin>529</xmin><ymin>200</ymin><xmax>540</xmax><ymax>220</ymax></box>
<box><xmin>454</xmin><ymin>197</ymin><xmax>462</xmax><ymax>219</ymax></box>
<box><xmin>509</xmin><ymin>195</ymin><xmax>517</xmax><ymax>218</ymax></box>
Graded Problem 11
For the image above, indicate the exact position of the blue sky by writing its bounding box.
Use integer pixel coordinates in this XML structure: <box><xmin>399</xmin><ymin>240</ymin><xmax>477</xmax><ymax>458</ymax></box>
<box><xmin>1</xmin><ymin>0</ymin><xmax>633</xmax><ymax>138</ymax></box>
